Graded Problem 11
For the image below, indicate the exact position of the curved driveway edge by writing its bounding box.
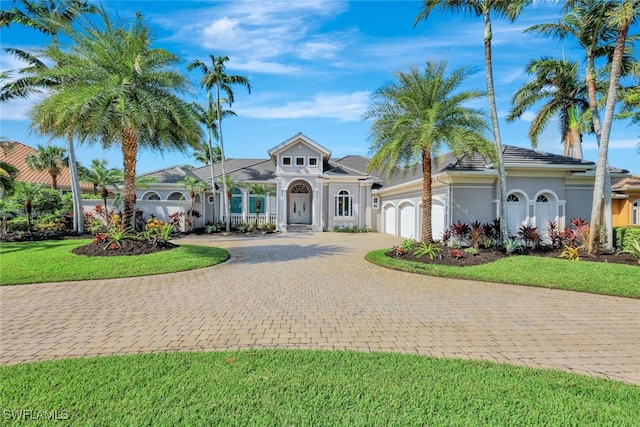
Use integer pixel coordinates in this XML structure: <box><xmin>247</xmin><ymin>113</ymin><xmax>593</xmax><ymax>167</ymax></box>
<box><xmin>1</xmin><ymin>232</ymin><xmax>639</xmax><ymax>385</ymax></box>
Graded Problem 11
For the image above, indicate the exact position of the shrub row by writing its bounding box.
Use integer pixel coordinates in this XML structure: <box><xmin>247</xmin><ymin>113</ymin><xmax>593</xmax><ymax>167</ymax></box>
<box><xmin>614</xmin><ymin>226</ymin><xmax>640</xmax><ymax>251</ymax></box>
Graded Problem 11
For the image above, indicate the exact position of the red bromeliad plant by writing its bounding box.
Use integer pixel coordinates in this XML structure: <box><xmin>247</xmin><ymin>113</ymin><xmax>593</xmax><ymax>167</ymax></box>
<box><xmin>451</xmin><ymin>249</ymin><xmax>464</xmax><ymax>259</ymax></box>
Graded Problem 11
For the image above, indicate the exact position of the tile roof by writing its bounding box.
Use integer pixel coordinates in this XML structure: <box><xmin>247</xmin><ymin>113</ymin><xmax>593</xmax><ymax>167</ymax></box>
<box><xmin>0</xmin><ymin>140</ymin><xmax>92</xmax><ymax>190</ymax></box>
<box><xmin>612</xmin><ymin>175</ymin><xmax>640</xmax><ymax>191</ymax></box>
<box><xmin>139</xmin><ymin>165</ymin><xmax>206</xmax><ymax>187</ymax></box>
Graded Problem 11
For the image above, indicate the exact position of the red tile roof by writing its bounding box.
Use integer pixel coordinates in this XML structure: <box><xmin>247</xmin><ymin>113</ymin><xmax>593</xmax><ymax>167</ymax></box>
<box><xmin>0</xmin><ymin>141</ymin><xmax>92</xmax><ymax>190</ymax></box>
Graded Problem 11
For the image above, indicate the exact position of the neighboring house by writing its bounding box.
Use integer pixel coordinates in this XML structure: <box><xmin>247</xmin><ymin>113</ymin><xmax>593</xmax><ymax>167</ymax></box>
<box><xmin>0</xmin><ymin>140</ymin><xmax>92</xmax><ymax>193</ymax></box>
<box><xmin>124</xmin><ymin>133</ymin><xmax>630</xmax><ymax>239</ymax></box>
<box><xmin>612</xmin><ymin>176</ymin><xmax>640</xmax><ymax>227</ymax></box>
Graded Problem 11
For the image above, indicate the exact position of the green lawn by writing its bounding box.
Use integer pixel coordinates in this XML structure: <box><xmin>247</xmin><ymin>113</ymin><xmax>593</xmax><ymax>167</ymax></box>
<box><xmin>0</xmin><ymin>239</ymin><xmax>229</xmax><ymax>285</ymax></box>
<box><xmin>1</xmin><ymin>350</ymin><xmax>638</xmax><ymax>425</ymax></box>
<box><xmin>366</xmin><ymin>249</ymin><xmax>640</xmax><ymax>299</ymax></box>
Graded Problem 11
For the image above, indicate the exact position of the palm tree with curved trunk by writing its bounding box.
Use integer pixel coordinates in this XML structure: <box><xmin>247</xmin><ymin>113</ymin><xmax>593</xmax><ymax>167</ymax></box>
<box><xmin>29</xmin><ymin>8</ymin><xmax>202</xmax><ymax>230</ymax></box>
<box><xmin>246</xmin><ymin>183</ymin><xmax>275</xmax><ymax>225</ymax></box>
<box><xmin>415</xmin><ymin>0</ymin><xmax>532</xmax><ymax>243</ymax></box>
<box><xmin>25</xmin><ymin>144</ymin><xmax>67</xmax><ymax>190</ymax></box>
<box><xmin>1</xmin><ymin>0</ymin><xmax>97</xmax><ymax>233</ymax></box>
<box><xmin>365</xmin><ymin>59</ymin><xmax>493</xmax><ymax>243</ymax></box>
<box><xmin>507</xmin><ymin>57</ymin><xmax>591</xmax><ymax>159</ymax></box>
<box><xmin>79</xmin><ymin>158</ymin><xmax>121</xmax><ymax>216</ymax></box>
<box><xmin>188</xmin><ymin>55</ymin><xmax>251</xmax><ymax>232</ymax></box>
<box><xmin>528</xmin><ymin>0</ymin><xmax>637</xmax><ymax>253</ymax></box>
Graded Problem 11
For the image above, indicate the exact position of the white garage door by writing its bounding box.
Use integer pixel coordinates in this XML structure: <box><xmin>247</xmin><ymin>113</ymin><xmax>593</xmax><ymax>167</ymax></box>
<box><xmin>400</xmin><ymin>204</ymin><xmax>415</xmax><ymax>239</ymax></box>
<box><xmin>431</xmin><ymin>202</ymin><xmax>445</xmax><ymax>241</ymax></box>
<box><xmin>384</xmin><ymin>205</ymin><xmax>396</xmax><ymax>236</ymax></box>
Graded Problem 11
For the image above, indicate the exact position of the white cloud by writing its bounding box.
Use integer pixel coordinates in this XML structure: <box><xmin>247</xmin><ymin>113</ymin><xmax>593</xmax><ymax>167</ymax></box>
<box><xmin>583</xmin><ymin>138</ymin><xmax>640</xmax><ymax>150</ymax></box>
<box><xmin>240</xmin><ymin>91</ymin><xmax>371</xmax><ymax>122</ymax></box>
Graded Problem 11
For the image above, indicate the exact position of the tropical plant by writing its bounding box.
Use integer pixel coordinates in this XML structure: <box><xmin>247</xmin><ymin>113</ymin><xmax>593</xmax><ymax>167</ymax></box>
<box><xmin>503</xmin><ymin>238</ymin><xmax>524</xmax><ymax>255</ymax></box>
<box><xmin>559</xmin><ymin>245</ymin><xmax>582</xmax><ymax>261</ymax></box>
<box><xmin>416</xmin><ymin>0</ymin><xmax>532</xmax><ymax>242</ymax></box>
<box><xmin>1</xmin><ymin>0</ymin><xmax>97</xmax><ymax>234</ymax></box>
<box><xmin>464</xmin><ymin>247</ymin><xmax>479</xmax><ymax>256</ymax></box>
<box><xmin>450</xmin><ymin>249</ymin><xmax>464</xmax><ymax>259</ymax></box>
<box><xmin>29</xmin><ymin>8</ymin><xmax>202</xmax><ymax>231</ymax></box>
<box><xmin>413</xmin><ymin>241</ymin><xmax>443</xmax><ymax>260</ymax></box>
<box><xmin>180</xmin><ymin>175</ymin><xmax>206</xmax><ymax>232</ymax></box>
<box><xmin>24</xmin><ymin>144</ymin><xmax>67</xmax><ymax>190</ymax></box>
<box><xmin>79</xmin><ymin>159</ymin><xmax>121</xmax><ymax>216</ymax></box>
<box><xmin>216</xmin><ymin>173</ymin><xmax>242</xmax><ymax>225</ymax></box>
<box><xmin>507</xmin><ymin>57</ymin><xmax>591</xmax><ymax>159</ymax></box>
<box><xmin>192</xmin><ymin>140</ymin><xmax>222</xmax><ymax>166</ymax></box>
<box><xmin>518</xmin><ymin>224</ymin><xmax>540</xmax><ymax>248</ymax></box>
<box><xmin>188</xmin><ymin>55</ymin><xmax>251</xmax><ymax>232</ymax></box>
<box><xmin>365</xmin><ymin>59</ymin><xmax>492</xmax><ymax>243</ymax></box>
<box><xmin>246</xmin><ymin>183</ymin><xmax>275</xmax><ymax>224</ymax></box>
<box><xmin>12</xmin><ymin>181</ymin><xmax>39</xmax><ymax>231</ymax></box>
<box><xmin>619</xmin><ymin>238</ymin><xmax>640</xmax><ymax>264</ymax></box>
<box><xmin>0</xmin><ymin>150</ymin><xmax>18</xmax><ymax>198</ymax></box>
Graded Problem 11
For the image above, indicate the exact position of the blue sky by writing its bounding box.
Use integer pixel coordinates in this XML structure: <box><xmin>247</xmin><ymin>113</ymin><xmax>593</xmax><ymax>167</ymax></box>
<box><xmin>1</xmin><ymin>0</ymin><xmax>638</xmax><ymax>174</ymax></box>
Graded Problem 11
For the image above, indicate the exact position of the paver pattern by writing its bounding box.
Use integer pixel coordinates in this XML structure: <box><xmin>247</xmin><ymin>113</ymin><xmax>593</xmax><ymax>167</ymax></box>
<box><xmin>1</xmin><ymin>232</ymin><xmax>639</xmax><ymax>385</ymax></box>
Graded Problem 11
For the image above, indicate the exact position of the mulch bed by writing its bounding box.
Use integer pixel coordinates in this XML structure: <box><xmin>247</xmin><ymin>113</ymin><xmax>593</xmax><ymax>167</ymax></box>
<box><xmin>72</xmin><ymin>239</ymin><xmax>178</xmax><ymax>257</ymax></box>
<box><xmin>387</xmin><ymin>246</ymin><xmax>639</xmax><ymax>267</ymax></box>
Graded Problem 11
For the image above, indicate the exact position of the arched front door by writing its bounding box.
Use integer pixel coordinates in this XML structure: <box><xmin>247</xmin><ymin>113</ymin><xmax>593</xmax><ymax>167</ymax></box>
<box><xmin>288</xmin><ymin>182</ymin><xmax>311</xmax><ymax>224</ymax></box>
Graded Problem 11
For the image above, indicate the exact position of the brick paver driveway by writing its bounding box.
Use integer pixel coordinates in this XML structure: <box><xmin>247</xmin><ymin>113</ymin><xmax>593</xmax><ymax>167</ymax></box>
<box><xmin>1</xmin><ymin>232</ymin><xmax>639</xmax><ymax>384</ymax></box>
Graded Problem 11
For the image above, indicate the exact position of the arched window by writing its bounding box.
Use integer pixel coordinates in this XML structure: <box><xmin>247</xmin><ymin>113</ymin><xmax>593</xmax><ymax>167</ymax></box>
<box><xmin>507</xmin><ymin>194</ymin><xmax>520</xmax><ymax>202</ymax></box>
<box><xmin>230</xmin><ymin>188</ymin><xmax>242</xmax><ymax>214</ymax></box>
<box><xmin>633</xmin><ymin>200</ymin><xmax>640</xmax><ymax>225</ymax></box>
<box><xmin>536</xmin><ymin>194</ymin><xmax>549</xmax><ymax>203</ymax></box>
<box><xmin>167</xmin><ymin>192</ymin><xmax>184</xmax><ymax>201</ymax></box>
<box><xmin>291</xmin><ymin>184</ymin><xmax>309</xmax><ymax>194</ymax></box>
<box><xmin>142</xmin><ymin>192</ymin><xmax>161</xmax><ymax>201</ymax></box>
<box><xmin>334</xmin><ymin>190</ymin><xmax>353</xmax><ymax>217</ymax></box>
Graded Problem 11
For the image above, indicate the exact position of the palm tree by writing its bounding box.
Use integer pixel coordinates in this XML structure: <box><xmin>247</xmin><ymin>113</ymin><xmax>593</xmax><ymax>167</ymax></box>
<box><xmin>79</xmin><ymin>159</ymin><xmax>121</xmax><ymax>215</ymax></box>
<box><xmin>1</xmin><ymin>0</ymin><xmax>97</xmax><ymax>234</ymax></box>
<box><xmin>187</xmin><ymin>55</ymin><xmax>251</xmax><ymax>232</ymax></box>
<box><xmin>29</xmin><ymin>8</ymin><xmax>202</xmax><ymax>230</ymax></box>
<box><xmin>587</xmin><ymin>0</ymin><xmax>638</xmax><ymax>253</ymax></box>
<box><xmin>180</xmin><ymin>175</ymin><xmax>207</xmax><ymax>232</ymax></box>
<box><xmin>527</xmin><ymin>0</ymin><xmax>636</xmax><ymax>253</ymax></box>
<box><xmin>25</xmin><ymin>144</ymin><xmax>67</xmax><ymax>190</ymax></box>
<box><xmin>415</xmin><ymin>0</ymin><xmax>532</xmax><ymax>242</ymax></box>
<box><xmin>13</xmin><ymin>181</ymin><xmax>39</xmax><ymax>231</ymax></box>
<box><xmin>364</xmin><ymin>60</ymin><xmax>493</xmax><ymax>243</ymax></box>
<box><xmin>192</xmin><ymin>141</ymin><xmax>222</xmax><ymax>166</ymax></box>
<box><xmin>246</xmin><ymin>183</ymin><xmax>275</xmax><ymax>225</ymax></box>
<box><xmin>217</xmin><ymin>173</ymin><xmax>241</xmax><ymax>227</ymax></box>
<box><xmin>0</xmin><ymin>138</ymin><xmax>18</xmax><ymax>197</ymax></box>
<box><xmin>507</xmin><ymin>58</ymin><xmax>591</xmax><ymax>159</ymax></box>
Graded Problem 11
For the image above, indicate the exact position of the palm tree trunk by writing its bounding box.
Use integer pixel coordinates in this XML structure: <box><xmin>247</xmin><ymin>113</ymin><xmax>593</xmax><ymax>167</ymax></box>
<box><xmin>570</xmin><ymin>128</ymin><xmax>583</xmax><ymax>160</ymax></box>
<box><xmin>121</xmin><ymin>126</ymin><xmax>138</xmax><ymax>230</ymax></box>
<box><xmin>421</xmin><ymin>149</ymin><xmax>433</xmax><ymax>243</ymax></box>
<box><xmin>50</xmin><ymin>173</ymin><xmax>58</xmax><ymax>190</ymax></box>
<box><xmin>216</xmin><ymin>85</ymin><xmax>230</xmax><ymax>232</ymax></box>
<box><xmin>588</xmin><ymin>18</ymin><xmax>629</xmax><ymax>254</ymax></box>
<box><xmin>484</xmin><ymin>11</ymin><xmax>509</xmax><ymax>242</ymax></box>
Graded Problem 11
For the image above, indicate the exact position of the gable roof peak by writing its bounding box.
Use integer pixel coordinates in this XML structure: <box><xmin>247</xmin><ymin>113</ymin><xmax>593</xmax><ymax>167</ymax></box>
<box><xmin>268</xmin><ymin>133</ymin><xmax>332</xmax><ymax>161</ymax></box>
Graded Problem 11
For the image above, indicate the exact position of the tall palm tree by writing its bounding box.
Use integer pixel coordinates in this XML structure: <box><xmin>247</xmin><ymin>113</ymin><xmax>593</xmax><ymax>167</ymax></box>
<box><xmin>192</xmin><ymin>141</ymin><xmax>222</xmax><ymax>166</ymax></box>
<box><xmin>415</xmin><ymin>0</ymin><xmax>532</xmax><ymax>242</ymax></box>
<box><xmin>527</xmin><ymin>0</ymin><xmax>636</xmax><ymax>253</ymax></box>
<box><xmin>29</xmin><ymin>8</ymin><xmax>202</xmax><ymax>230</ymax></box>
<box><xmin>507</xmin><ymin>58</ymin><xmax>591</xmax><ymax>159</ymax></box>
<box><xmin>187</xmin><ymin>55</ymin><xmax>251</xmax><ymax>232</ymax></box>
<box><xmin>25</xmin><ymin>144</ymin><xmax>67</xmax><ymax>190</ymax></box>
<box><xmin>587</xmin><ymin>0</ymin><xmax>638</xmax><ymax>253</ymax></box>
<box><xmin>79</xmin><ymin>158</ymin><xmax>121</xmax><ymax>215</ymax></box>
<box><xmin>1</xmin><ymin>0</ymin><xmax>97</xmax><ymax>233</ymax></box>
<box><xmin>364</xmin><ymin>60</ymin><xmax>493</xmax><ymax>243</ymax></box>
<box><xmin>179</xmin><ymin>175</ymin><xmax>207</xmax><ymax>232</ymax></box>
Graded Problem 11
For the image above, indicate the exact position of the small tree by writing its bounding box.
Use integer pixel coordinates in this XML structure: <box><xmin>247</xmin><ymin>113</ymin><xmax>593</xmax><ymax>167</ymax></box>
<box><xmin>180</xmin><ymin>175</ymin><xmax>206</xmax><ymax>232</ymax></box>
<box><xmin>246</xmin><ymin>183</ymin><xmax>275</xmax><ymax>225</ymax></box>
<box><xmin>79</xmin><ymin>159</ymin><xmax>122</xmax><ymax>217</ymax></box>
<box><xmin>13</xmin><ymin>181</ymin><xmax>39</xmax><ymax>231</ymax></box>
<box><xmin>25</xmin><ymin>145</ymin><xmax>67</xmax><ymax>190</ymax></box>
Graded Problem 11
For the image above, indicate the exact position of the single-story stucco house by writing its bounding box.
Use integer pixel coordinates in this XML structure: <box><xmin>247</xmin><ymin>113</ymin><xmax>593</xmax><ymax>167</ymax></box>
<box><xmin>612</xmin><ymin>175</ymin><xmax>640</xmax><ymax>227</ymax></box>
<box><xmin>99</xmin><ymin>132</ymin><xmax>630</xmax><ymax>240</ymax></box>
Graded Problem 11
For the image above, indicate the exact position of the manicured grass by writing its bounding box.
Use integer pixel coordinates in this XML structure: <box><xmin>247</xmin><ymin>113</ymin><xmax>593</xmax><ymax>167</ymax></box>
<box><xmin>1</xmin><ymin>350</ymin><xmax>638</xmax><ymax>425</ymax></box>
<box><xmin>0</xmin><ymin>239</ymin><xmax>229</xmax><ymax>285</ymax></box>
<box><xmin>366</xmin><ymin>249</ymin><xmax>640</xmax><ymax>299</ymax></box>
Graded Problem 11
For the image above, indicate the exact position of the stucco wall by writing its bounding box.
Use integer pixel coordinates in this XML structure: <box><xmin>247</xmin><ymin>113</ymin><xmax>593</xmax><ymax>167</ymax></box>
<box><xmin>326</xmin><ymin>182</ymin><xmax>361</xmax><ymax>229</ymax></box>
<box><xmin>450</xmin><ymin>185</ymin><xmax>494</xmax><ymax>224</ymax></box>
<box><xmin>277</xmin><ymin>143</ymin><xmax>323</xmax><ymax>175</ymax></box>
<box><xmin>564</xmin><ymin>185</ymin><xmax>593</xmax><ymax>221</ymax></box>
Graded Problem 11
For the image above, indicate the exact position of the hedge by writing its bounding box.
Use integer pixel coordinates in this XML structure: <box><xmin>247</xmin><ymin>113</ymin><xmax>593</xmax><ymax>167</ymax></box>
<box><xmin>614</xmin><ymin>226</ymin><xmax>640</xmax><ymax>251</ymax></box>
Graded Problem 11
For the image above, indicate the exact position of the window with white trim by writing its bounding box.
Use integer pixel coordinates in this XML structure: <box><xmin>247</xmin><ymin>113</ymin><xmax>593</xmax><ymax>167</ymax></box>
<box><xmin>334</xmin><ymin>190</ymin><xmax>353</xmax><ymax>217</ymax></box>
<box><xmin>230</xmin><ymin>188</ymin><xmax>242</xmax><ymax>214</ymax></box>
<box><xmin>282</xmin><ymin>156</ymin><xmax>291</xmax><ymax>166</ymax></box>
<box><xmin>372</xmin><ymin>196</ymin><xmax>379</xmax><ymax>209</ymax></box>
<box><xmin>308</xmin><ymin>157</ymin><xmax>318</xmax><ymax>166</ymax></box>
<box><xmin>143</xmin><ymin>192</ymin><xmax>161</xmax><ymax>201</ymax></box>
<box><xmin>633</xmin><ymin>200</ymin><xmax>640</xmax><ymax>225</ymax></box>
<box><xmin>295</xmin><ymin>157</ymin><xmax>305</xmax><ymax>166</ymax></box>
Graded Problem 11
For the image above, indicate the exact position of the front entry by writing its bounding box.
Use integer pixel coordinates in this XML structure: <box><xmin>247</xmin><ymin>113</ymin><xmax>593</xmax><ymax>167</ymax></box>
<box><xmin>288</xmin><ymin>182</ymin><xmax>311</xmax><ymax>224</ymax></box>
